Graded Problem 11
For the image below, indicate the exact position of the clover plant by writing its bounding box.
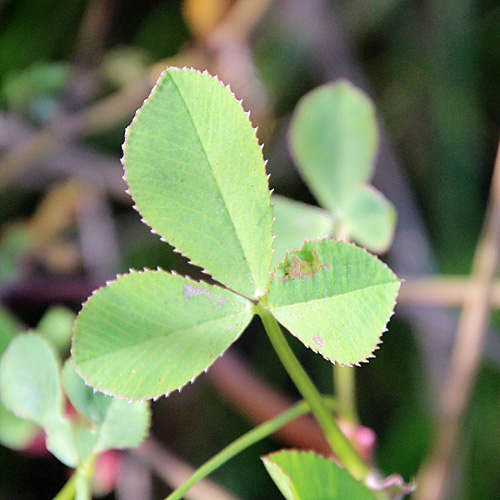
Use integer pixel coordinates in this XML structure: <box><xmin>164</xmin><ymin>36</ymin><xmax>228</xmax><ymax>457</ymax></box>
<box><xmin>66</xmin><ymin>67</ymin><xmax>403</xmax><ymax>499</ymax></box>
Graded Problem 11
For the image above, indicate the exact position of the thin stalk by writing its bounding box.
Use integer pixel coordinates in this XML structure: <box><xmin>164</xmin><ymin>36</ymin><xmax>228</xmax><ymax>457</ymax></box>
<box><xmin>332</xmin><ymin>225</ymin><xmax>359</xmax><ymax>424</ymax></box>
<box><xmin>334</xmin><ymin>365</ymin><xmax>358</xmax><ymax>425</ymax></box>
<box><xmin>75</xmin><ymin>457</ymin><xmax>96</xmax><ymax>500</ymax></box>
<box><xmin>165</xmin><ymin>399</ymin><xmax>332</xmax><ymax>500</ymax></box>
<box><xmin>256</xmin><ymin>305</ymin><xmax>369</xmax><ymax>482</ymax></box>
<box><xmin>52</xmin><ymin>473</ymin><xmax>77</xmax><ymax>500</ymax></box>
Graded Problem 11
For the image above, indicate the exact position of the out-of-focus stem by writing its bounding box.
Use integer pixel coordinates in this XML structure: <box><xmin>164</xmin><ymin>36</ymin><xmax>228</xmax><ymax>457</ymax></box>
<box><xmin>416</xmin><ymin>138</ymin><xmax>500</xmax><ymax>500</ymax></box>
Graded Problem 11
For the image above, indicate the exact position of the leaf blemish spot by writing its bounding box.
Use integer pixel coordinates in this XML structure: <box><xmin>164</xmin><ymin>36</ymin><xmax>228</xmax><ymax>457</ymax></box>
<box><xmin>280</xmin><ymin>247</ymin><xmax>330</xmax><ymax>281</ymax></box>
<box><xmin>312</xmin><ymin>333</ymin><xmax>323</xmax><ymax>349</ymax></box>
<box><xmin>183</xmin><ymin>283</ymin><xmax>215</xmax><ymax>301</ymax></box>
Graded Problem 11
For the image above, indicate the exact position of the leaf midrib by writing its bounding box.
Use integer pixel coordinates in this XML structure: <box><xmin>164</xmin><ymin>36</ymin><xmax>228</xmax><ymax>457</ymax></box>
<box><xmin>166</xmin><ymin>71</ymin><xmax>258</xmax><ymax>298</ymax></box>
<box><xmin>76</xmin><ymin>308</ymin><xmax>253</xmax><ymax>364</ymax></box>
<box><xmin>269</xmin><ymin>279</ymin><xmax>399</xmax><ymax>310</ymax></box>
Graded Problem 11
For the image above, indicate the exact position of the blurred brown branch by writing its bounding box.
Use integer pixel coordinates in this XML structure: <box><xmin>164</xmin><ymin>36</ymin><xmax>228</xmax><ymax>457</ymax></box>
<box><xmin>415</xmin><ymin>138</ymin><xmax>500</xmax><ymax>500</ymax></box>
<box><xmin>399</xmin><ymin>277</ymin><xmax>500</xmax><ymax>307</ymax></box>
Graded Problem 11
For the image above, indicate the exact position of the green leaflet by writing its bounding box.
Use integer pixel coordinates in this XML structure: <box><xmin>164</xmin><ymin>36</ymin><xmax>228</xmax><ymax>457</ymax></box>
<box><xmin>93</xmin><ymin>397</ymin><xmax>150</xmax><ymax>454</ymax></box>
<box><xmin>123</xmin><ymin>67</ymin><xmax>273</xmax><ymax>299</ymax></box>
<box><xmin>341</xmin><ymin>184</ymin><xmax>396</xmax><ymax>254</ymax></box>
<box><xmin>72</xmin><ymin>270</ymin><xmax>253</xmax><ymax>400</ymax></box>
<box><xmin>268</xmin><ymin>240</ymin><xmax>400</xmax><ymax>365</ymax></box>
<box><xmin>289</xmin><ymin>81</ymin><xmax>378</xmax><ymax>213</ymax></box>
<box><xmin>0</xmin><ymin>403</ymin><xmax>38</xmax><ymax>450</ymax></box>
<box><xmin>0</xmin><ymin>333</ymin><xmax>64</xmax><ymax>428</ymax></box>
<box><xmin>263</xmin><ymin>450</ymin><xmax>376</xmax><ymax>500</ymax></box>
<box><xmin>45</xmin><ymin>417</ymin><xmax>79</xmax><ymax>467</ymax></box>
<box><xmin>272</xmin><ymin>195</ymin><xmax>334</xmax><ymax>267</ymax></box>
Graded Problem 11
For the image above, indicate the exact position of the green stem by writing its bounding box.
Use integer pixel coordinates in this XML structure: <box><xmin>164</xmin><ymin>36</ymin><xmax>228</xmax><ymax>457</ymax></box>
<box><xmin>334</xmin><ymin>365</ymin><xmax>359</xmax><ymax>425</ymax></box>
<box><xmin>165</xmin><ymin>398</ymin><xmax>336</xmax><ymax>500</ymax></box>
<box><xmin>332</xmin><ymin>226</ymin><xmax>359</xmax><ymax>425</ymax></box>
<box><xmin>52</xmin><ymin>455</ymin><xmax>96</xmax><ymax>500</ymax></box>
<box><xmin>256</xmin><ymin>304</ymin><xmax>369</xmax><ymax>482</ymax></box>
<box><xmin>52</xmin><ymin>473</ymin><xmax>77</xmax><ymax>500</ymax></box>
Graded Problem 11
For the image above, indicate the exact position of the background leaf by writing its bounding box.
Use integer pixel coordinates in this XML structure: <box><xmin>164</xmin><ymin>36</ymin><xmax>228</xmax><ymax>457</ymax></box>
<box><xmin>341</xmin><ymin>185</ymin><xmax>396</xmax><ymax>253</ymax></box>
<box><xmin>289</xmin><ymin>81</ymin><xmax>378</xmax><ymax>213</ymax></box>
<box><xmin>37</xmin><ymin>306</ymin><xmax>75</xmax><ymax>353</ymax></box>
<box><xmin>262</xmin><ymin>449</ymin><xmax>376</xmax><ymax>500</ymax></box>
<box><xmin>45</xmin><ymin>417</ymin><xmax>79</xmax><ymax>467</ymax></box>
<box><xmin>272</xmin><ymin>195</ymin><xmax>334</xmax><ymax>268</ymax></box>
<box><xmin>0</xmin><ymin>333</ymin><xmax>63</xmax><ymax>428</ymax></box>
<box><xmin>123</xmin><ymin>67</ymin><xmax>274</xmax><ymax>299</ymax></box>
<box><xmin>62</xmin><ymin>360</ymin><xmax>150</xmax><ymax>454</ymax></box>
<box><xmin>94</xmin><ymin>398</ymin><xmax>150</xmax><ymax>454</ymax></box>
<box><xmin>0</xmin><ymin>403</ymin><xmax>38</xmax><ymax>450</ymax></box>
<box><xmin>72</xmin><ymin>270</ymin><xmax>253</xmax><ymax>400</ymax></box>
<box><xmin>268</xmin><ymin>240</ymin><xmax>399</xmax><ymax>365</ymax></box>
<box><xmin>62</xmin><ymin>360</ymin><xmax>111</xmax><ymax>424</ymax></box>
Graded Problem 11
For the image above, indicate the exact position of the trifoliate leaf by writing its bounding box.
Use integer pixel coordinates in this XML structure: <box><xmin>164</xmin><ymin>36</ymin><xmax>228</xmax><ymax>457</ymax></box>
<box><xmin>72</xmin><ymin>270</ymin><xmax>253</xmax><ymax>400</ymax></box>
<box><xmin>123</xmin><ymin>67</ymin><xmax>273</xmax><ymax>299</ymax></box>
<box><xmin>268</xmin><ymin>240</ymin><xmax>399</xmax><ymax>365</ymax></box>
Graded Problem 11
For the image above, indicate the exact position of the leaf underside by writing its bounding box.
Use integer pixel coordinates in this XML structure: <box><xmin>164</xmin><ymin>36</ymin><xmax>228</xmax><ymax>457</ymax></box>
<box><xmin>263</xmin><ymin>450</ymin><xmax>376</xmax><ymax>500</ymax></box>
<box><xmin>72</xmin><ymin>270</ymin><xmax>253</xmax><ymax>400</ymax></box>
<box><xmin>268</xmin><ymin>240</ymin><xmax>400</xmax><ymax>365</ymax></box>
<box><xmin>289</xmin><ymin>81</ymin><xmax>378</xmax><ymax>213</ymax></box>
<box><xmin>123</xmin><ymin>67</ymin><xmax>273</xmax><ymax>299</ymax></box>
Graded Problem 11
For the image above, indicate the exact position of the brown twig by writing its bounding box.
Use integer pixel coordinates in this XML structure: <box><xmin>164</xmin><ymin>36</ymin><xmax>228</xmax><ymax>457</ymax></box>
<box><xmin>0</xmin><ymin>77</ymin><xmax>151</xmax><ymax>191</ymax></box>
<box><xmin>64</xmin><ymin>0</ymin><xmax>116</xmax><ymax>109</ymax></box>
<box><xmin>398</xmin><ymin>277</ymin><xmax>500</xmax><ymax>307</ymax></box>
<box><xmin>132</xmin><ymin>438</ymin><xmax>241</xmax><ymax>500</ymax></box>
<box><xmin>0</xmin><ymin>112</ymin><xmax>128</xmax><ymax>200</ymax></box>
<box><xmin>115</xmin><ymin>452</ymin><xmax>153</xmax><ymax>500</ymax></box>
<box><xmin>415</xmin><ymin>138</ymin><xmax>500</xmax><ymax>500</ymax></box>
<box><xmin>208</xmin><ymin>0</ymin><xmax>274</xmax><ymax>44</ymax></box>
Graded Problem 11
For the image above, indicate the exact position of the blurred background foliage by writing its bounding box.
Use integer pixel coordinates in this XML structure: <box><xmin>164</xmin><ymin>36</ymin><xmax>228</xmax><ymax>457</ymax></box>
<box><xmin>0</xmin><ymin>0</ymin><xmax>499</xmax><ymax>499</ymax></box>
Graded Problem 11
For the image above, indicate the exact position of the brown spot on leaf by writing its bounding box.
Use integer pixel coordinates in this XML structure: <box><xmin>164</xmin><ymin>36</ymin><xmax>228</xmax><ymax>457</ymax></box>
<box><xmin>280</xmin><ymin>247</ymin><xmax>331</xmax><ymax>281</ymax></box>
